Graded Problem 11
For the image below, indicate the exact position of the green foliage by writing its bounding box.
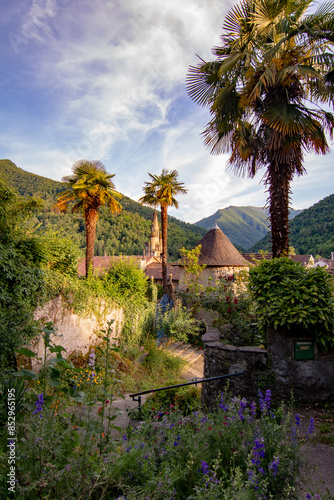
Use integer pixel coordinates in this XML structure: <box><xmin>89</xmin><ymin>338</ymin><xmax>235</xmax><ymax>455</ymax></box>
<box><xmin>0</xmin><ymin>241</ymin><xmax>46</xmax><ymax>368</ymax></box>
<box><xmin>157</xmin><ymin>306</ymin><xmax>200</xmax><ymax>344</ymax></box>
<box><xmin>199</xmin><ymin>275</ymin><xmax>259</xmax><ymax>346</ymax></box>
<box><xmin>248</xmin><ymin>258</ymin><xmax>334</xmax><ymax>349</ymax></box>
<box><xmin>102</xmin><ymin>259</ymin><xmax>148</xmax><ymax>301</ymax></box>
<box><xmin>129</xmin><ymin>385</ymin><xmax>201</xmax><ymax>421</ymax></box>
<box><xmin>39</xmin><ymin>230</ymin><xmax>82</xmax><ymax>277</ymax></box>
<box><xmin>2</xmin><ymin>388</ymin><xmax>303</xmax><ymax>499</ymax></box>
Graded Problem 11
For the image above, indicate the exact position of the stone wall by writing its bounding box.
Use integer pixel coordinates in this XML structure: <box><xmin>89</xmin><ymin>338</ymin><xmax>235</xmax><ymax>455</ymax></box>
<box><xmin>32</xmin><ymin>296</ymin><xmax>124</xmax><ymax>365</ymax></box>
<box><xmin>202</xmin><ymin>327</ymin><xmax>334</xmax><ymax>408</ymax></box>
<box><xmin>202</xmin><ymin>328</ymin><xmax>268</xmax><ymax>408</ymax></box>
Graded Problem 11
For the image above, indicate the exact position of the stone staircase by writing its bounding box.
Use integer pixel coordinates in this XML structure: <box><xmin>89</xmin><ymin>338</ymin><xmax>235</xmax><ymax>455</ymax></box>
<box><xmin>164</xmin><ymin>341</ymin><xmax>204</xmax><ymax>381</ymax></box>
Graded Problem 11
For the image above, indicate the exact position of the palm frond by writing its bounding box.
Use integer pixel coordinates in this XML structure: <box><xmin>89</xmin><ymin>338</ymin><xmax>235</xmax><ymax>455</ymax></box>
<box><xmin>186</xmin><ymin>59</ymin><xmax>222</xmax><ymax>106</ymax></box>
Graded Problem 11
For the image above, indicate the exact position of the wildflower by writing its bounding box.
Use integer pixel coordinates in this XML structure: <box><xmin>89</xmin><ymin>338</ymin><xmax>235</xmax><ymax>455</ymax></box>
<box><xmin>33</xmin><ymin>393</ymin><xmax>44</xmax><ymax>418</ymax></box>
<box><xmin>252</xmin><ymin>437</ymin><xmax>265</xmax><ymax>470</ymax></box>
<box><xmin>65</xmin><ymin>464</ymin><xmax>71</xmax><ymax>470</ymax></box>
<box><xmin>219</xmin><ymin>393</ymin><xmax>228</xmax><ymax>411</ymax></box>
<box><xmin>201</xmin><ymin>461</ymin><xmax>210</xmax><ymax>475</ymax></box>
<box><xmin>238</xmin><ymin>398</ymin><xmax>247</xmax><ymax>421</ymax></box>
<box><xmin>122</xmin><ymin>434</ymin><xmax>128</xmax><ymax>442</ymax></box>
<box><xmin>88</xmin><ymin>349</ymin><xmax>95</xmax><ymax>367</ymax></box>
<box><xmin>295</xmin><ymin>414</ymin><xmax>301</xmax><ymax>426</ymax></box>
<box><xmin>268</xmin><ymin>457</ymin><xmax>280</xmax><ymax>477</ymax></box>
<box><xmin>250</xmin><ymin>401</ymin><xmax>256</xmax><ymax>419</ymax></box>
<box><xmin>307</xmin><ymin>417</ymin><xmax>315</xmax><ymax>435</ymax></box>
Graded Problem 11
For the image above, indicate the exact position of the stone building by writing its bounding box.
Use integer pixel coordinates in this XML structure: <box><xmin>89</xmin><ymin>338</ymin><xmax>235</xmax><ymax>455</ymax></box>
<box><xmin>144</xmin><ymin>209</ymin><xmax>162</xmax><ymax>258</ymax></box>
<box><xmin>179</xmin><ymin>223</ymin><xmax>250</xmax><ymax>290</ymax></box>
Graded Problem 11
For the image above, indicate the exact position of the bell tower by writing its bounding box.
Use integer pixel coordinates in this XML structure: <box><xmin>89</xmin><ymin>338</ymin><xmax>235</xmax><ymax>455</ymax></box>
<box><xmin>144</xmin><ymin>209</ymin><xmax>162</xmax><ymax>258</ymax></box>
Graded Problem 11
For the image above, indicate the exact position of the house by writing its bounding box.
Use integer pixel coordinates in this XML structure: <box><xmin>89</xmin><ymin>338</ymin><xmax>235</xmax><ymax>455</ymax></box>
<box><xmin>179</xmin><ymin>223</ymin><xmax>250</xmax><ymax>290</ymax></box>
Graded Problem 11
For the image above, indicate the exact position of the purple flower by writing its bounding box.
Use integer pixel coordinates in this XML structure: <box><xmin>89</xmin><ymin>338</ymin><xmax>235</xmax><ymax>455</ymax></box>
<box><xmin>268</xmin><ymin>457</ymin><xmax>280</xmax><ymax>477</ymax></box>
<box><xmin>250</xmin><ymin>401</ymin><xmax>257</xmax><ymax>419</ymax></box>
<box><xmin>201</xmin><ymin>461</ymin><xmax>210</xmax><ymax>475</ymax></box>
<box><xmin>238</xmin><ymin>398</ymin><xmax>247</xmax><ymax>421</ymax></box>
<box><xmin>219</xmin><ymin>393</ymin><xmax>228</xmax><ymax>411</ymax></box>
<box><xmin>252</xmin><ymin>437</ymin><xmax>265</xmax><ymax>469</ymax></box>
<box><xmin>33</xmin><ymin>393</ymin><xmax>44</xmax><ymax>418</ymax></box>
<box><xmin>307</xmin><ymin>417</ymin><xmax>315</xmax><ymax>435</ymax></box>
<box><xmin>122</xmin><ymin>434</ymin><xmax>128</xmax><ymax>442</ymax></box>
<box><xmin>88</xmin><ymin>349</ymin><xmax>95</xmax><ymax>367</ymax></box>
<box><xmin>295</xmin><ymin>414</ymin><xmax>301</xmax><ymax>426</ymax></box>
<box><xmin>258</xmin><ymin>389</ymin><xmax>271</xmax><ymax>414</ymax></box>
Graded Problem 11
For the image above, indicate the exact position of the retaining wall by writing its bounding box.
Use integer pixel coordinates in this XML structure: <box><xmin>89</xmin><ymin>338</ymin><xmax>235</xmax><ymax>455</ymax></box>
<box><xmin>202</xmin><ymin>327</ymin><xmax>334</xmax><ymax>408</ymax></box>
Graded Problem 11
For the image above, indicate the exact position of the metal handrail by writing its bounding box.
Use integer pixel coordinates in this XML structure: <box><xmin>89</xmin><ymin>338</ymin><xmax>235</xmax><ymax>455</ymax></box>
<box><xmin>129</xmin><ymin>370</ymin><xmax>244</xmax><ymax>410</ymax></box>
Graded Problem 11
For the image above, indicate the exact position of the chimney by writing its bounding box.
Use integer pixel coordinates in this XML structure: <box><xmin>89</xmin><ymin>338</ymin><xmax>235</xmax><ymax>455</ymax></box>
<box><xmin>331</xmin><ymin>252</ymin><xmax>334</xmax><ymax>260</ymax></box>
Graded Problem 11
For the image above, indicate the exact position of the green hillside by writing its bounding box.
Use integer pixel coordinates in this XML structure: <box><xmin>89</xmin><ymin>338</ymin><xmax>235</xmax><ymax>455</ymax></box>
<box><xmin>249</xmin><ymin>194</ymin><xmax>334</xmax><ymax>258</ymax></box>
<box><xmin>0</xmin><ymin>160</ymin><xmax>205</xmax><ymax>259</ymax></box>
<box><xmin>195</xmin><ymin>205</ymin><xmax>302</xmax><ymax>251</ymax></box>
<box><xmin>0</xmin><ymin>159</ymin><xmax>68</xmax><ymax>202</ymax></box>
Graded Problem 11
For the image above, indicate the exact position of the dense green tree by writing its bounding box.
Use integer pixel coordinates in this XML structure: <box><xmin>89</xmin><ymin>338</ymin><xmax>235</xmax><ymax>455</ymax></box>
<box><xmin>0</xmin><ymin>180</ymin><xmax>46</xmax><ymax>368</ymax></box>
<box><xmin>55</xmin><ymin>160</ymin><xmax>122</xmax><ymax>277</ymax></box>
<box><xmin>187</xmin><ymin>0</ymin><xmax>334</xmax><ymax>257</ymax></box>
<box><xmin>140</xmin><ymin>170</ymin><xmax>187</xmax><ymax>292</ymax></box>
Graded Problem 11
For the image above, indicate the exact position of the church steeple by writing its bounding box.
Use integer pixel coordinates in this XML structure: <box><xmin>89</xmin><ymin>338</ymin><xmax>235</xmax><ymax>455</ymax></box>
<box><xmin>150</xmin><ymin>209</ymin><xmax>160</xmax><ymax>238</ymax></box>
<box><xmin>144</xmin><ymin>209</ymin><xmax>162</xmax><ymax>258</ymax></box>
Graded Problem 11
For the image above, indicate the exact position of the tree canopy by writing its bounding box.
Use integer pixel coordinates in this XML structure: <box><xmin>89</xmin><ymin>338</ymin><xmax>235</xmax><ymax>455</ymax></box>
<box><xmin>187</xmin><ymin>0</ymin><xmax>334</xmax><ymax>257</ymax></box>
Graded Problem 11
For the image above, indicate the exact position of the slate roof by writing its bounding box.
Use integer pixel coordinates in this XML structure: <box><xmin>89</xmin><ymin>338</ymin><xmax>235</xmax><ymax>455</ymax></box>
<box><xmin>196</xmin><ymin>226</ymin><xmax>250</xmax><ymax>267</ymax></box>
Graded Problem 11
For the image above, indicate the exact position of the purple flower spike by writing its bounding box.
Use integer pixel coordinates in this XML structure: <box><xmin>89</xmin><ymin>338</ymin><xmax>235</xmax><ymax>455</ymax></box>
<box><xmin>33</xmin><ymin>393</ymin><xmax>44</xmax><ymax>418</ymax></box>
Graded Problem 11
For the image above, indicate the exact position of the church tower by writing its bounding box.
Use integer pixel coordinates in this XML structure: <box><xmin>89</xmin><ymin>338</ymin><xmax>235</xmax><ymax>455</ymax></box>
<box><xmin>144</xmin><ymin>209</ymin><xmax>162</xmax><ymax>258</ymax></box>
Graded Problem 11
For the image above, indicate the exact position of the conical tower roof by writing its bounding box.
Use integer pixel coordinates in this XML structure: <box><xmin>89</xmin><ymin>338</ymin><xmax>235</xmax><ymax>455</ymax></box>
<box><xmin>197</xmin><ymin>223</ymin><xmax>249</xmax><ymax>267</ymax></box>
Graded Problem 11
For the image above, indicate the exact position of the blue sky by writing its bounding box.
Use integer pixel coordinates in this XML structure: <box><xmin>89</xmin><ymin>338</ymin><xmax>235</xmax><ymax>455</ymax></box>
<box><xmin>1</xmin><ymin>0</ymin><xmax>334</xmax><ymax>223</ymax></box>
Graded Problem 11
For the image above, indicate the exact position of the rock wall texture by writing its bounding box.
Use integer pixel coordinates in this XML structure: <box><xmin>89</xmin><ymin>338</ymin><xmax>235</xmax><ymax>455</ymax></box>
<box><xmin>202</xmin><ymin>327</ymin><xmax>334</xmax><ymax>408</ymax></box>
<box><xmin>32</xmin><ymin>296</ymin><xmax>124</xmax><ymax>364</ymax></box>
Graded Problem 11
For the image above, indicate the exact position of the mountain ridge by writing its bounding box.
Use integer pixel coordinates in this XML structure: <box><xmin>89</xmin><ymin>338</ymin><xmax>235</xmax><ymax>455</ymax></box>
<box><xmin>195</xmin><ymin>205</ymin><xmax>302</xmax><ymax>251</ymax></box>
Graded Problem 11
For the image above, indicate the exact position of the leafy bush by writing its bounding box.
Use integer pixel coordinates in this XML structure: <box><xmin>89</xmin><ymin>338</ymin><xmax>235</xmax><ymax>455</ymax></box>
<box><xmin>248</xmin><ymin>257</ymin><xmax>334</xmax><ymax>349</ymax></box>
<box><xmin>102</xmin><ymin>259</ymin><xmax>148</xmax><ymax>301</ymax></box>
<box><xmin>199</xmin><ymin>275</ymin><xmax>259</xmax><ymax>346</ymax></box>
<box><xmin>130</xmin><ymin>384</ymin><xmax>201</xmax><ymax>421</ymax></box>
<box><xmin>0</xmin><ymin>243</ymin><xmax>46</xmax><ymax>368</ymax></box>
<box><xmin>156</xmin><ymin>305</ymin><xmax>200</xmax><ymax>344</ymax></box>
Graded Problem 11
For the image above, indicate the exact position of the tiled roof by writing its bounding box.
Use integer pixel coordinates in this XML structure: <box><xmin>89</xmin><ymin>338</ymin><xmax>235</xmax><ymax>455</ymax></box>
<box><xmin>196</xmin><ymin>226</ymin><xmax>249</xmax><ymax>267</ymax></box>
<box><xmin>144</xmin><ymin>263</ymin><xmax>181</xmax><ymax>281</ymax></box>
<box><xmin>242</xmin><ymin>253</ymin><xmax>272</xmax><ymax>263</ymax></box>
<box><xmin>291</xmin><ymin>255</ymin><xmax>313</xmax><ymax>265</ymax></box>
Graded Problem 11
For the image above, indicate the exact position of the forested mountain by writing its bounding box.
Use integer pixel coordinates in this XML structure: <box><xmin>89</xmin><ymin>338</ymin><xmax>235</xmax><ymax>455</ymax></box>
<box><xmin>0</xmin><ymin>160</ymin><xmax>206</xmax><ymax>259</ymax></box>
<box><xmin>249</xmin><ymin>194</ymin><xmax>334</xmax><ymax>258</ymax></box>
<box><xmin>195</xmin><ymin>206</ymin><xmax>302</xmax><ymax>251</ymax></box>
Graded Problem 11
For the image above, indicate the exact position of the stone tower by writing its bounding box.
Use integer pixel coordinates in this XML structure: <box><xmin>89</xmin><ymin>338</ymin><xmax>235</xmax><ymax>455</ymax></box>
<box><xmin>144</xmin><ymin>209</ymin><xmax>162</xmax><ymax>258</ymax></box>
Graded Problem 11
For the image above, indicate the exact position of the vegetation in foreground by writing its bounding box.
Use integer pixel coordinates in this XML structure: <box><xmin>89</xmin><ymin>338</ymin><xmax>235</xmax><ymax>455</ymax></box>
<box><xmin>0</xmin><ymin>349</ymin><xmax>316</xmax><ymax>500</ymax></box>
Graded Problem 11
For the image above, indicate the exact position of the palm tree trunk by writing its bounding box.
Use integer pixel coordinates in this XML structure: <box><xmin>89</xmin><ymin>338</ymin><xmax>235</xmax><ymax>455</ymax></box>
<box><xmin>160</xmin><ymin>204</ymin><xmax>168</xmax><ymax>293</ymax></box>
<box><xmin>85</xmin><ymin>207</ymin><xmax>98</xmax><ymax>277</ymax></box>
<box><xmin>268</xmin><ymin>164</ymin><xmax>291</xmax><ymax>258</ymax></box>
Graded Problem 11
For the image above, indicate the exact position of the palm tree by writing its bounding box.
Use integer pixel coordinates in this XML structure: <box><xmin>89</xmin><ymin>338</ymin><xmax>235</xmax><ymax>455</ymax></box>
<box><xmin>139</xmin><ymin>170</ymin><xmax>187</xmax><ymax>292</ymax></box>
<box><xmin>187</xmin><ymin>0</ymin><xmax>334</xmax><ymax>257</ymax></box>
<box><xmin>55</xmin><ymin>160</ymin><xmax>122</xmax><ymax>277</ymax></box>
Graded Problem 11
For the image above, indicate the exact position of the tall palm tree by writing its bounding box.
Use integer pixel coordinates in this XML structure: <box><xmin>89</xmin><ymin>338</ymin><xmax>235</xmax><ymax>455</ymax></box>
<box><xmin>187</xmin><ymin>0</ymin><xmax>334</xmax><ymax>257</ymax></box>
<box><xmin>55</xmin><ymin>160</ymin><xmax>122</xmax><ymax>277</ymax></box>
<box><xmin>139</xmin><ymin>169</ymin><xmax>187</xmax><ymax>292</ymax></box>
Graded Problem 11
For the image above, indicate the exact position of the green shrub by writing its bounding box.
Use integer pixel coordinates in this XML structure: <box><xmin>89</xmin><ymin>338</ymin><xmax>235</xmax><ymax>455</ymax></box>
<box><xmin>199</xmin><ymin>275</ymin><xmax>259</xmax><ymax>346</ymax></box>
<box><xmin>102</xmin><ymin>259</ymin><xmax>148</xmax><ymax>301</ymax></box>
<box><xmin>248</xmin><ymin>257</ymin><xmax>334</xmax><ymax>349</ymax></box>
<box><xmin>156</xmin><ymin>306</ymin><xmax>200</xmax><ymax>344</ymax></box>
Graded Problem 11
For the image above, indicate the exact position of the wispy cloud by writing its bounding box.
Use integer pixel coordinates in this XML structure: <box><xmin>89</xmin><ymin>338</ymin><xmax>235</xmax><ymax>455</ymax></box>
<box><xmin>0</xmin><ymin>0</ymin><xmax>333</xmax><ymax>223</ymax></box>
